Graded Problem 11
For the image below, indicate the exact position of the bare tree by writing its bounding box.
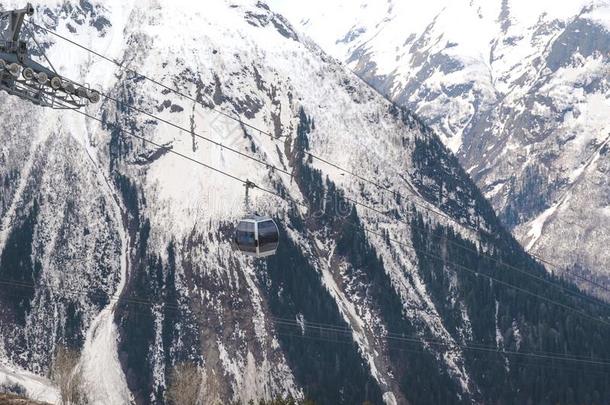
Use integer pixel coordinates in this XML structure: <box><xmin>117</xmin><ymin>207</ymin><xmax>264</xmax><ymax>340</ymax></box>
<box><xmin>166</xmin><ymin>362</ymin><xmax>202</xmax><ymax>405</ymax></box>
<box><xmin>50</xmin><ymin>345</ymin><xmax>87</xmax><ymax>405</ymax></box>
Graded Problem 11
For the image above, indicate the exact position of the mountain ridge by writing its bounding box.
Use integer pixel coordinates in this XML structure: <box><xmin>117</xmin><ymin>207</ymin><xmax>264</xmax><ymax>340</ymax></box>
<box><xmin>270</xmin><ymin>0</ymin><xmax>610</xmax><ymax>296</ymax></box>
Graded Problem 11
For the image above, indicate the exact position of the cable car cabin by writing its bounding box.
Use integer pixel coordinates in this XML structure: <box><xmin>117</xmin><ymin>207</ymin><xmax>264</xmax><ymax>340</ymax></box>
<box><xmin>234</xmin><ymin>215</ymin><xmax>279</xmax><ymax>258</ymax></box>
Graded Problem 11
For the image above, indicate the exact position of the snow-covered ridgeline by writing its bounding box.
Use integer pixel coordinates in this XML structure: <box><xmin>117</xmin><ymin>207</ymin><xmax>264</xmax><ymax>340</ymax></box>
<box><xmin>271</xmin><ymin>0</ymin><xmax>610</xmax><ymax>292</ymax></box>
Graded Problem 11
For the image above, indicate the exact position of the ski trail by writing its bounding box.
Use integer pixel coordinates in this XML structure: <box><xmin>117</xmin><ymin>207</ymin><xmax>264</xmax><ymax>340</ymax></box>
<box><xmin>79</xmin><ymin>148</ymin><xmax>132</xmax><ymax>405</ymax></box>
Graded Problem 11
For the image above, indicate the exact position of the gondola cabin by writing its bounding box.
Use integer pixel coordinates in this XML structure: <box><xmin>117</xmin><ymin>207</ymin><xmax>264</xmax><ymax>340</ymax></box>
<box><xmin>234</xmin><ymin>215</ymin><xmax>279</xmax><ymax>258</ymax></box>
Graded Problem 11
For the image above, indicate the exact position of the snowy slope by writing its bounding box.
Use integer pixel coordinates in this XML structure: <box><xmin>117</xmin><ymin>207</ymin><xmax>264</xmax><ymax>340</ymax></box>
<box><xmin>0</xmin><ymin>360</ymin><xmax>58</xmax><ymax>403</ymax></box>
<box><xmin>271</xmin><ymin>0</ymin><xmax>610</xmax><ymax>295</ymax></box>
<box><xmin>0</xmin><ymin>1</ymin><xmax>610</xmax><ymax>404</ymax></box>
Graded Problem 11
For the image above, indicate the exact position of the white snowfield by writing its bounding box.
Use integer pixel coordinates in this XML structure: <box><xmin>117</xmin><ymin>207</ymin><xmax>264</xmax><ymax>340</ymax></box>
<box><xmin>271</xmin><ymin>0</ymin><xmax>610</xmax><ymax>295</ymax></box>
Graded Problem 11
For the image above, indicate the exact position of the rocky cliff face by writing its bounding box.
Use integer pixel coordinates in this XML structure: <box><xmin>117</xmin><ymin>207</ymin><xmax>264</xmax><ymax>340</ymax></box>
<box><xmin>274</xmin><ymin>0</ymin><xmax>610</xmax><ymax>296</ymax></box>
<box><xmin>0</xmin><ymin>1</ymin><xmax>610</xmax><ymax>404</ymax></box>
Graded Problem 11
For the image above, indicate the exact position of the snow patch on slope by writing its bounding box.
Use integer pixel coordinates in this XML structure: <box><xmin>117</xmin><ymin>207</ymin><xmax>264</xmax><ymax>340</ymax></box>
<box><xmin>524</xmin><ymin>203</ymin><xmax>559</xmax><ymax>251</ymax></box>
<box><xmin>0</xmin><ymin>361</ymin><xmax>59</xmax><ymax>404</ymax></box>
<box><xmin>314</xmin><ymin>237</ymin><xmax>388</xmax><ymax>388</ymax></box>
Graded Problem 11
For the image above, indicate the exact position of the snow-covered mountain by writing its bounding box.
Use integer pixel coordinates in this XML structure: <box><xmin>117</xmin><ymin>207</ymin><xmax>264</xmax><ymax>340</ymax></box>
<box><xmin>1</xmin><ymin>1</ymin><xmax>610</xmax><ymax>404</ymax></box>
<box><xmin>271</xmin><ymin>0</ymin><xmax>610</xmax><ymax>296</ymax></box>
